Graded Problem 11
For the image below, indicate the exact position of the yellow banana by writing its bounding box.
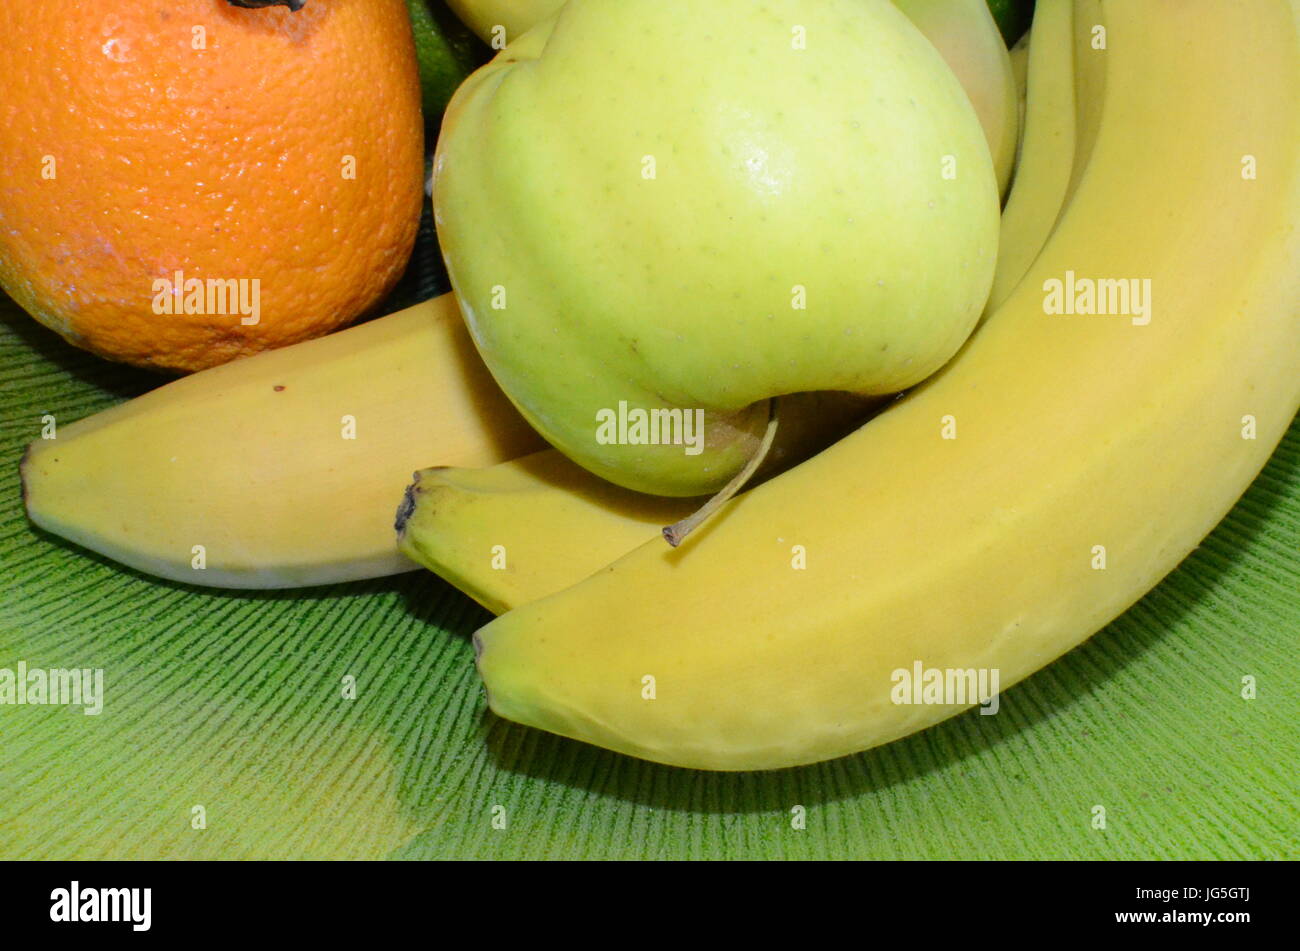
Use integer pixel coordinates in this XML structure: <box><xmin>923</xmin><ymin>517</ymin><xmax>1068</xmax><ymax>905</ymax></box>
<box><xmin>1065</xmin><ymin>0</ymin><xmax>1108</xmax><ymax>207</ymax></box>
<box><xmin>398</xmin><ymin>451</ymin><xmax>693</xmax><ymax>615</ymax></box>
<box><xmin>986</xmin><ymin>0</ymin><xmax>1076</xmax><ymax>311</ymax></box>
<box><xmin>397</xmin><ymin>393</ymin><xmax>876</xmax><ymax>613</ymax></box>
<box><xmin>1009</xmin><ymin>29</ymin><xmax>1030</xmax><ymax>109</ymax></box>
<box><xmin>1008</xmin><ymin>27</ymin><xmax>1030</xmax><ymax>165</ymax></box>
<box><xmin>23</xmin><ymin>295</ymin><xmax>544</xmax><ymax>588</ymax></box>
<box><xmin>470</xmin><ymin>0</ymin><xmax>1300</xmax><ymax>771</ymax></box>
<box><xmin>894</xmin><ymin>0</ymin><xmax>1020</xmax><ymax>197</ymax></box>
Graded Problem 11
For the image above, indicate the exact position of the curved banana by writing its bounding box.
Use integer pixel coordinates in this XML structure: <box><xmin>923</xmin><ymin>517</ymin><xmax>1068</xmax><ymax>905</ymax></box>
<box><xmin>1065</xmin><ymin>0</ymin><xmax>1108</xmax><ymax>208</ymax></box>
<box><xmin>1009</xmin><ymin>29</ymin><xmax>1030</xmax><ymax>116</ymax></box>
<box><xmin>1007</xmin><ymin>27</ymin><xmax>1029</xmax><ymax>182</ymax></box>
<box><xmin>398</xmin><ymin>451</ymin><xmax>693</xmax><ymax>615</ymax></box>
<box><xmin>986</xmin><ymin>0</ymin><xmax>1076</xmax><ymax>311</ymax></box>
<box><xmin>23</xmin><ymin>295</ymin><xmax>544</xmax><ymax>588</ymax></box>
<box><xmin>471</xmin><ymin>0</ymin><xmax>1300</xmax><ymax>771</ymax></box>
<box><xmin>397</xmin><ymin>393</ymin><xmax>875</xmax><ymax>612</ymax></box>
<box><xmin>894</xmin><ymin>0</ymin><xmax>1021</xmax><ymax>197</ymax></box>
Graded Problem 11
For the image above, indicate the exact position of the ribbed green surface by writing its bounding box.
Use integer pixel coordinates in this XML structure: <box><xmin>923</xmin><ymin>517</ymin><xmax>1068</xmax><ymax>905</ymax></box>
<box><xmin>0</xmin><ymin>285</ymin><xmax>1296</xmax><ymax>859</ymax></box>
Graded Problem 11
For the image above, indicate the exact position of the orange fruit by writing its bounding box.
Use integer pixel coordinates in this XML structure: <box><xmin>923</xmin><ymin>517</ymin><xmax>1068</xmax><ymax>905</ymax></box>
<box><xmin>0</xmin><ymin>0</ymin><xmax>425</xmax><ymax>372</ymax></box>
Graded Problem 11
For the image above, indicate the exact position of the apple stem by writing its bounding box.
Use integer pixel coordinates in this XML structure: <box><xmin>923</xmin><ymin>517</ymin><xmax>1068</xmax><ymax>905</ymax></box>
<box><xmin>663</xmin><ymin>400</ymin><xmax>779</xmax><ymax>547</ymax></box>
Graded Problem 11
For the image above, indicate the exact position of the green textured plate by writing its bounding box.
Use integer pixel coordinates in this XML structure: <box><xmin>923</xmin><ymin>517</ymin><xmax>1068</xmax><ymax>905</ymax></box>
<box><xmin>1</xmin><ymin>265</ymin><xmax>1297</xmax><ymax>858</ymax></box>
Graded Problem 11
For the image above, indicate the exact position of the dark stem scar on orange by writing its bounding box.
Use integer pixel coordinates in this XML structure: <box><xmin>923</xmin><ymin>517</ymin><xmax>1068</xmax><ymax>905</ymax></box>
<box><xmin>224</xmin><ymin>0</ymin><xmax>306</xmax><ymax>11</ymax></box>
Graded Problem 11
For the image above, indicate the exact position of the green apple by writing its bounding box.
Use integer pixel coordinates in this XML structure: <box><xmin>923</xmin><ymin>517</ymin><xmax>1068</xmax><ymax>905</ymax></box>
<box><xmin>434</xmin><ymin>0</ymin><xmax>999</xmax><ymax>496</ymax></box>
<box><xmin>444</xmin><ymin>0</ymin><xmax>565</xmax><ymax>46</ymax></box>
<box><xmin>444</xmin><ymin>1</ymin><xmax>1019</xmax><ymax>190</ymax></box>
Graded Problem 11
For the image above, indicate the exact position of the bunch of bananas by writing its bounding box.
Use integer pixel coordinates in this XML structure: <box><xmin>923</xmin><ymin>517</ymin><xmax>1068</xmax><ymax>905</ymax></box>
<box><xmin>23</xmin><ymin>0</ymin><xmax>1300</xmax><ymax>770</ymax></box>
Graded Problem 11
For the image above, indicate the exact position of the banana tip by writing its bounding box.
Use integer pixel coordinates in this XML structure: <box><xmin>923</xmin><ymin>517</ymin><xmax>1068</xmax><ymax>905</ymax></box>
<box><xmin>394</xmin><ymin>474</ymin><xmax>421</xmax><ymax>537</ymax></box>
